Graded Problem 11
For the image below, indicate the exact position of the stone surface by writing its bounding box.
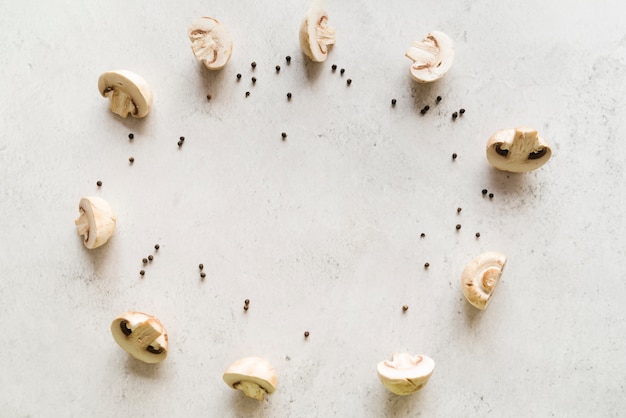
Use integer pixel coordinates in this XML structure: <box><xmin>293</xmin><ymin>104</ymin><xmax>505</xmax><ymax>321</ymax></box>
<box><xmin>1</xmin><ymin>0</ymin><xmax>625</xmax><ymax>416</ymax></box>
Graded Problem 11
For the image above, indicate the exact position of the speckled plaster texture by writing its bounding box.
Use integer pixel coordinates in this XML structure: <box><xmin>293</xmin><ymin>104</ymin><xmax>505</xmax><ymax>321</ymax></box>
<box><xmin>1</xmin><ymin>0</ymin><xmax>626</xmax><ymax>417</ymax></box>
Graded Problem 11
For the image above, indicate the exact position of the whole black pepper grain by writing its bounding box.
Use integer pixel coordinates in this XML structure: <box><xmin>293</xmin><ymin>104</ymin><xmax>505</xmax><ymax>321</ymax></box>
<box><xmin>142</xmin><ymin>258</ymin><xmax>148</xmax><ymax>264</ymax></box>
<box><xmin>251</xmin><ymin>77</ymin><xmax>256</xmax><ymax>84</ymax></box>
<box><xmin>148</xmin><ymin>255</ymin><xmax>153</xmax><ymax>261</ymax></box>
<box><xmin>287</xmin><ymin>92</ymin><xmax>292</xmax><ymax>100</ymax></box>
<box><xmin>332</xmin><ymin>64</ymin><xmax>337</xmax><ymax>71</ymax></box>
<box><xmin>391</xmin><ymin>99</ymin><xmax>397</xmax><ymax>106</ymax></box>
<box><xmin>347</xmin><ymin>79</ymin><xmax>352</xmax><ymax>86</ymax></box>
<box><xmin>96</xmin><ymin>181</ymin><xmax>102</xmax><ymax>187</ymax></box>
<box><xmin>199</xmin><ymin>264</ymin><xmax>204</xmax><ymax>270</ymax></box>
<box><xmin>476</xmin><ymin>232</ymin><xmax>481</xmax><ymax>238</ymax></box>
<box><xmin>489</xmin><ymin>193</ymin><xmax>494</xmax><ymax>199</ymax></box>
<box><xmin>244</xmin><ymin>299</ymin><xmax>250</xmax><ymax>305</ymax></box>
<box><xmin>281</xmin><ymin>132</ymin><xmax>287</xmax><ymax>139</ymax></box>
<box><xmin>245</xmin><ymin>91</ymin><xmax>250</xmax><ymax>97</ymax></box>
<box><xmin>460</xmin><ymin>108</ymin><xmax>466</xmax><ymax>115</ymax></box>
<box><xmin>482</xmin><ymin>189</ymin><xmax>488</xmax><ymax>195</ymax></box>
<box><xmin>154</xmin><ymin>244</ymin><xmax>160</xmax><ymax>250</ymax></box>
<box><xmin>251</xmin><ymin>62</ymin><xmax>256</xmax><ymax>68</ymax></box>
<box><xmin>200</xmin><ymin>272</ymin><xmax>206</xmax><ymax>279</ymax></box>
<box><xmin>457</xmin><ymin>207</ymin><xmax>462</xmax><ymax>213</ymax></box>
<box><xmin>304</xmin><ymin>331</ymin><xmax>310</xmax><ymax>337</ymax></box>
<box><xmin>420</xmin><ymin>233</ymin><xmax>425</xmax><ymax>238</ymax></box>
<box><xmin>340</xmin><ymin>68</ymin><xmax>345</xmax><ymax>75</ymax></box>
<box><xmin>140</xmin><ymin>270</ymin><xmax>145</xmax><ymax>276</ymax></box>
<box><xmin>452</xmin><ymin>153</ymin><xmax>457</xmax><ymax>160</ymax></box>
<box><xmin>276</xmin><ymin>65</ymin><xmax>280</xmax><ymax>72</ymax></box>
<box><xmin>128</xmin><ymin>133</ymin><xmax>134</xmax><ymax>139</ymax></box>
<box><xmin>456</xmin><ymin>224</ymin><xmax>462</xmax><ymax>230</ymax></box>
<box><xmin>286</xmin><ymin>56</ymin><xmax>291</xmax><ymax>64</ymax></box>
<box><xmin>452</xmin><ymin>112</ymin><xmax>458</xmax><ymax>119</ymax></box>
<box><xmin>180</xmin><ymin>136</ymin><xmax>185</xmax><ymax>142</ymax></box>
<box><xmin>402</xmin><ymin>305</ymin><xmax>409</xmax><ymax>312</ymax></box>
<box><xmin>243</xmin><ymin>305</ymin><xmax>249</xmax><ymax>311</ymax></box>
<box><xmin>177</xmin><ymin>141</ymin><xmax>183</xmax><ymax>147</ymax></box>
<box><xmin>436</xmin><ymin>96</ymin><xmax>442</xmax><ymax>103</ymax></box>
<box><xmin>424</xmin><ymin>262</ymin><xmax>430</xmax><ymax>269</ymax></box>
<box><xmin>236</xmin><ymin>73</ymin><xmax>242</xmax><ymax>80</ymax></box>
<box><xmin>129</xmin><ymin>157</ymin><xmax>134</xmax><ymax>163</ymax></box>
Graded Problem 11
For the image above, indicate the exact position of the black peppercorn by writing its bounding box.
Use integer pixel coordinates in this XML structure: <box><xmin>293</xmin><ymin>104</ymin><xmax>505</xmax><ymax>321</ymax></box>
<box><xmin>96</xmin><ymin>181</ymin><xmax>102</xmax><ymax>187</ymax></box>
<box><xmin>332</xmin><ymin>64</ymin><xmax>337</xmax><ymax>71</ymax></box>
<box><xmin>456</xmin><ymin>224</ymin><xmax>461</xmax><ymax>230</ymax></box>
<box><xmin>489</xmin><ymin>193</ymin><xmax>494</xmax><ymax>199</ymax></box>
<box><xmin>420</xmin><ymin>233</ymin><xmax>425</xmax><ymax>238</ymax></box>
<box><xmin>436</xmin><ymin>96</ymin><xmax>442</xmax><ymax>103</ymax></box>
<box><xmin>251</xmin><ymin>77</ymin><xmax>256</xmax><ymax>84</ymax></box>
<box><xmin>140</xmin><ymin>270</ymin><xmax>145</xmax><ymax>276</ymax></box>
<box><xmin>287</xmin><ymin>92</ymin><xmax>292</xmax><ymax>100</ymax></box>
<box><xmin>177</xmin><ymin>141</ymin><xmax>183</xmax><ymax>147</ymax></box>
<box><xmin>452</xmin><ymin>153</ymin><xmax>457</xmax><ymax>160</ymax></box>
<box><xmin>391</xmin><ymin>99</ymin><xmax>396</xmax><ymax>106</ymax></box>
<box><xmin>245</xmin><ymin>91</ymin><xmax>250</xmax><ymax>97</ymax></box>
<box><xmin>286</xmin><ymin>56</ymin><xmax>291</xmax><ymax>64</ymax></box>
<box><xmin>460</xmin><ymin>108</ymin><xmax>466</xmax><ymax>115</ymax></box>
<box><xmin>340</xmin><ymin>68</ymin><xmax>345</xmax><ymax>75</ymax></box>
<box><xmin>129</xmin><ymin>157</ymin><xmax>134</xmax><ymax>163</ymax></box>
<box><xmin>154</xmin><ymin>244</ymin><xmax>160</xmax><ymax>250</ymax></box>
<box><xmin>281</xmin><ymin>132</ymin><xmax>287</xmax><ymax>139</ymax></box>
<box><xmin>276</xmin><ymin>65</ymin><xmax>280</xmax><ymax>72</ymax></box>
<box><xmin>180</xmin><ymin>136</ymin><xmax>185</xmax><ymax>142</ymax></box>
<box><xmin>142</xmin><ymin>258</ymin><xmax>148</xmax><ymax>264</ymax></box>
<box><xmin>347</xmin><ymin>79</ymin><xmax>352</xmax><ymax>86</ymax></box>
<box><xmin>200</xmin><ymin>272</ymin><xmax>206</xmax><ymax>279</ymax></box>
<box><xmin>482</xmin><ymin>189</ymin><xmax>488</xmax><ymax>195</ymax></box>
<box><xmin>251</xmin><ymin>62</ymin><xmax>256</xmax><ymax>68</ymax></box>
<box><xmin>304</xmin><ymin>331</ymin><xmax>310</xmax><ymax>337</ymax></box>
<box><xmin>457</xmin><ymin>207</ymin><xmax>462</xmax><ymax>213</ymax></box>
<box><xmin>199</xmin><ymin>264</ymin><xmax>204</xmax><ymax>270</ymax></box>
<box><xmin>236</xmin><ymin>73</ymin><xmax>241</xmax><ymax>80</ymax></box>
<box><xmin>244</xmin><ymin>299</ymin><xmax>250</xmax><ymax>305</ymax></box>
<box><xmin>402</xmin><ymin>305</ymin><xmax>409</xmax><ymax>312</ymax></box>
<box><xmin>452</xmin><ymin>112</ymin><xmax>458</xmax><ymax>119</ymax></box>
<box><xmin>148</xmin><ymin>255</ymin><xmax>153</xmax><ymax>261</ymax></box>
<box><xmin>424</xmin><ymin>262</ymin><xmax>430</xmax><ymax>269</ymax></box>
<box><xmin>475</xmin><ymin>232</ymin><xmax>481</xmax><ymax>238</ymax></box>
<box><xmin>244</xmin><ymin>305</ymin><xmax>249</xmax><ymax>311</ymax></box>
<box><xmin>128</xmin><ymin>133</ymin><xmax>134</xmax><ymax>139</ymax></box>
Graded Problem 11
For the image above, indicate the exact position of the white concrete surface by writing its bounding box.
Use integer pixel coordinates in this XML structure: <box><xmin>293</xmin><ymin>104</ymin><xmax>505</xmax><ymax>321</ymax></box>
<box><xmin>1</xmin><ymin>0</ymin><xmax>626</xmax><ymax>416</ymax></box>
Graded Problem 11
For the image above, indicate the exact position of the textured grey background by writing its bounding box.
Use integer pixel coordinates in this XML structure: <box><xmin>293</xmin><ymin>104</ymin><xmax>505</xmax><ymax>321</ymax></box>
<box><xmin>1</xmin><ymin>0</ymin><xmax>625</xmax><ymax>417</ymax></box>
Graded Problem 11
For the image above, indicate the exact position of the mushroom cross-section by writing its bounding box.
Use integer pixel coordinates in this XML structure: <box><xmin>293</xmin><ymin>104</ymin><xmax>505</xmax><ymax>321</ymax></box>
<box><xmin>405</xmin><ymin>31</ymin><xmax>454</xmax><ymax>83</ymax></box>
<box><xmin>377</xmin><ymin>353</ymin><xmax>435</xmax><ymax>395</ymax></box>
<box><xmin>98</xmin><ymin>70</ymin><xmax>153</xmax><ymax>118</ymax></box>
<box><xmin>461</xmin><ymin>252</ymin><xmax>507</xmax><ymax>310</ymax></box>
<box><xmin>486</xmin><ymin>127</ymin><xmax>552</xmax><ymax>172</ymax></box>
<box><xmin>111</xmin><ymin>311</ymin><xmax>168</xmax><ymax>364</ymax></box>
<box><xmin>188</xmin><ymin>16</ymin><xmax>233</xmax><ymax>70</ymax></box>
<box><xmin>299</xmin><ymin>4</ymin><xmax>335</xmax><ymax>62</ymax></box>
<box><xmin>74</xmin><ymin>197</ymin><xmax>116</xmax><ymax>249</ymax></box>
<box><xmin>223</xmin><ymin>357</ymin><xmax>278</xmax><ymax>400</ymax></box>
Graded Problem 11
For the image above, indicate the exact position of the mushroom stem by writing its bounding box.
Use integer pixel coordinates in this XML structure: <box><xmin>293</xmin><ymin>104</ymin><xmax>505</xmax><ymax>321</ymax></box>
<box><xmin>74</xmin><ymin>211</ymin><xmax>89</xmax><ymax>239</ymax></box>
<box><xmin>106</xmin><ymin>89</ymin><xmax>137</xmax><ymax>118</ymax></box>
<box><xmin>133</xmin><ymin>319</ymin><xmax>162</xmax><ymax>350</ymax></box>
<box><xmin>316</xmin><ymin>18</ymin><xmax>336</xmax><ymax>45</ymax></box>
<box><xmin>191</xmin><ymin>38</ymin><xmax>218</xmax><ymax>62</ymax></box>
<box><xmin>234</xmin><ymin>381</ymin><xmax>266</xmax><ymax>400</ymax></box>
<box><xmin>406</xmin><ymin>41</ymin><xmax>438</xmax><ymax>68</ymax></box>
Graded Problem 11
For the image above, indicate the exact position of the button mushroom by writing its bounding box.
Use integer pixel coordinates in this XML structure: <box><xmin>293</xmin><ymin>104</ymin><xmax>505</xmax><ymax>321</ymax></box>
<box><xmin>74</xmin><ymin>197</ymin><xmax>116</xmax><ymax>249</ymax></box>
<box><xmin>110</xmin><ymin>311</ymin><xmax>168</xmax><ymax>364</ymax></box>
<box><xmin>187</xmin><ymin>16</ymin><xmax>233</xmax><ymax>70</ymax></box>
<box><xmin>461</xmin><ymin>252</ymin><xmax>507</xmax><ymax>310</ymax></box>
<box><xmin>486</xmin><ymin>127</ymin><xmax>552</xmax><ymax>172</ymax></box>
<box><xmin>299</xmin><ymin>3</ymin><xmax>335</xmax><ymax>62</ymax></box>
<box><xmin>223</xmin><ymin>357</ymin><xmax>278</xmax><ymax>400</ymax></box>
<box><xmin>98</xmin><ymin>70</ymin><xmax>153</xmax><ymax>118</ymax></box>
<box><xmin>377</xmin><ymin>353</ymin><xmax>435</xmax><ymax>395</ymax></box>
<box><xmin>405</xmin><ymin>31</ymin><xmax>454</xmax><ymax>83</ymax></box>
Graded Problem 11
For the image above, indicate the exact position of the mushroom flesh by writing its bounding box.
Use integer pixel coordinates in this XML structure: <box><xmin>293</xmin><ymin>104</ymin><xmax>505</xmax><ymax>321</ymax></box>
<box><xmin>223</xmin><ymin>357</ymin><xmax>278</xmax><ymax>400</ymax></box>
<box><xmin>405</xmin><ymin>31</ymin><xmax>454</xmax><ymax>83</ymax></box>
<box><xmin>111</xmin><ymin>311</ymin><xmax>168</xmax><ymax>364</ymax></box>
<box><xmin>299</xmin><ymin>3</ymin><xmax>335</xmax><ymax>62</ymax></box>
<box><xmin>188</xmin><ymin>16</ymin><xmax>233</xmax><ymax>70</ymax></box>
<box><xmin>461</xmin><ymin>252</ymin><xmax>507</xmax><ymax>310</ymax></box>
<box><xmin>98</xmin><ymin>70</ymin><xmax>153</xmax><ymax>118</ymax></box>
<box><xmin>74</xmin><ymin>197</ymin><xmax>116</xmax><ymax>249</ymax></box>
<box><xmin>486</xmin><ymin>127</ymin><xmax>552</xmax><ymax>172</ymax></box>
<box><xmin>377</xmin><ymin>352</ymin><xmax>435</xmax><ymax>395</ymax></box>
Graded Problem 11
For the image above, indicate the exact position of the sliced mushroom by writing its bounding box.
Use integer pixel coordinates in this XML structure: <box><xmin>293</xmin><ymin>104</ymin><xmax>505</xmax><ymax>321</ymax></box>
<box><xmin>98</xmin><ymin>70</ymin><xmax>153</xmax><ymax>118</ymax></box>
<box><xmin>405</xmin><ymin>31</ymin><xmax>454</xmax><ymax>83</ymax></box>
<box><xmin>111</xmin><ymin>311</ymin><xmax>168</xmax><ymax>364</ymax></box>
<box><xmin>299</xmin><ymin>3</ymin><xmax>335</xmax><ymax>62</ymax></box>
<box><xmin>74</xmin><ymin>197</ymin><xmax>116</xmax><ymax>249</ymax></box>
<box><xmin>223</xmin><ymin>357</ymin><xmax>278</xmax><ymax>400</ymax></box>
<box><xmin>377</xmin><ymin>353</ymin><xmax>435</xmax><ymax>395</ymax></box>
<box><xmin>188</xmin><ymin>16</ymin><xmax>233</xmax><ymax>70</ymax></box>
<box><xmin>486</xmin><ymin>127</ymin><xmax>552</xmax><ymax>172</ymax></box>
<box><xmin>461</xmin><ymin>252</ymin><xmax>507</xmax><ymax>310</ymax></box>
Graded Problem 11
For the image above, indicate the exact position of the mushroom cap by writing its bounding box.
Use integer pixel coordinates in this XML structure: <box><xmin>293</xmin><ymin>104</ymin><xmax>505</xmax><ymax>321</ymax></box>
<box><xmin>223</xmin><ymin>357</ymin><xmax>278</xmax><ymax>400</ymax></box>
<box><xmin>111</xmin><ymin>311</ymin><xmax>168</xmax><ymax>364</ymax></box>
<box><xmin>377</xmin><ymin>353</ymin><xmax>435</xmax><ymax>395</ymax></box>
<box><xmin>299</xmin><ymin>5</ymin><xmax>335</xmax><ymax>62</ymax></box>
<box><xmin>74</xmin><ymin>196</ymin><xmax>116</xmax><ymax>249</ymax></box>
<box><xmin>187</xmin><ymin>16</ymin><xmax>233</xmax><ymax>70</ymax></box>
<box><xmin>405</xmin><ymin>31</ymin><xmax>454</xmax><ymax>83</ymax></box>
<box><xmin>461</xmin><ymin>252</ymin><xmax>507</xmax><ymax>310</ymax></box>
<box><xmin>98</xmin><ymin>70</ymin><xmax>153</xmax><ymax>118</ymax></box>
<box><xmin>486</xmin><ymin>127</ymin><xmax>552</xmax><ymax>172</ymax></box>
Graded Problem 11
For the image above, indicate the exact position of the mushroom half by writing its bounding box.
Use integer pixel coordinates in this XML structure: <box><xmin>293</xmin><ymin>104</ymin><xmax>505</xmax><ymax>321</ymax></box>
<box><xmin>223</xmin><ymin>357</ymin><xmax>278</xmax><ymax>400</ymax></box>
<box><xmin>377</xmin><ymin>353</ymin><xmax>435</xmax><ymax>395</ymax></box>
<box><xmin>98</xmin><ymin>70</ymin><xmax>153</xmax><ymax>118</ymax></box>
<box><xmin>486</xmin><ymin>127</ymin><xmax>552</xmax><ymax>172</ymax></box>
<box><xmin>461</xmin><ymin>252</ymin><xmax>507</xmax><ymax>310</ymax></box>
<box><xmin>405</xmin><ymin>31</ymin><xmax>454</xmax><ymax>83</ymax></box>
<box><xmin>299</xmin><ymin>3</ymin><xmax>335</xmax><ymax>62</ymax></box>
<box><xmin>74</xmin><ymin>197</ymin><xmax>116</xmax><ymax>249</ymax></box>
<box><xmin>111</xmin><ymin>311</ymin><xmax>168</xmax><ymax>364</ymax></box>
<box><xmin>188</xmin><ymin>16</ymin><xmax>233</xmax><ymax>70</ymax></box>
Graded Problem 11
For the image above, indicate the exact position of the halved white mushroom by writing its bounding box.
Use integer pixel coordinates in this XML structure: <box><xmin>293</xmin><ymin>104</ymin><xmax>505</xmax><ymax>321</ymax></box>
<box><xmin>74</xmin><ymin>197</ymin><xmax>116</xmax><ymax>249</ymax></box>
<box><xmin>98</xmin><ymin>70</ymin><xmax>153</xmax><ymax>118</ymax></box>
<box><xmin>377</xmin><ymin>353</ymin><xmax>435</xmax><ymax>395</ymax></box>
<box><xmin>461</xmin><ymin>252</ymin><xmax>507</xmax><ymax>310</ymax></box>
<box><xmin>188</xmin><ymin>16</ymin><xmax>233</xmax><ymax>70</ymax></box>
<box><xmin>111</xmin><ymin>311</ymin><xmax>168</xmax><ymax>364</ymax></box>
<box><xmin>486</xmin><ymin>127</ymin><xmax>552</xmax><ymax>172</ymax></box>
<box><xmin>405</xmin><ymin>31</ymin><xmax>454</xmax><ymax>83</ymax></box>
<box><xmin>299</xmin><ymin>3</ymin><xmax>335</xmax><ymax>62</ymax></box>
<box><xmin>223</xmin><ymin>357</ymin><xmax>278</xmax><ymax>400</ymax></box>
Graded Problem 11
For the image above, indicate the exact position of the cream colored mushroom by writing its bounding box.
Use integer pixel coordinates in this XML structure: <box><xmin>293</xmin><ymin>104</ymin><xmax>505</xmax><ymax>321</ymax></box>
<box><xmin>74</xmin><ymin>197</ymin><xmax>116</xmax><ymax>249</ymax></box>
<box><xmin>188</xmin><ymin>16</ymin><xmax>233</xmax><ymax>70</ymax></box>
<box><xmin>405</xmin><ymin>31</ymin><xmax>454</xmax><ymax>83</ymax></box>
<box><xmin>98</xmin><ymin>70</ymin><xmax>153</xmax><ymax>118</ymax></box>
<box><xmin>461</xmin><ymin>252</ymin><xmax>507</xmax><ymax>310</ymax></box>
<box><xmin>299</xmin><ymin>2</ymin><xmax>335</xmax><ymax>62</ymax></box>
<box><xmin>111</xmin><ymin>311</ymin><xmax>168</xmax><ymax>364</ymax></box>
<box><xmin>486</xmin><ymin>127</ymin><xmax>552</xmax><ymax>172</ymax></box>
<box><xmin>223</xmin><ymin>357</ymin><xmax>278</xmax><ymax>400</ymax></box>
<box><xmin>377</xmin><ymin>353</ymin><xmax>435</xmax><ymax>395</ymax></box>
